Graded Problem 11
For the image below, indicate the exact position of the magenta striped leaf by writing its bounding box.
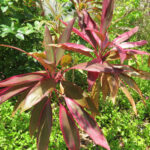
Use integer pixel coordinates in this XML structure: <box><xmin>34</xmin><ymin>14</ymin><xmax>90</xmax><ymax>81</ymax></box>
<box><xmin>70</xmin><ymin>62</ymin><xmax>115</xmax><ymax>73</ymax></box>
<box><xmin>100</xmin><ymin>0</ymin><xmax>114</xmax><ymax>34</ymax></box>
<box><xmin>29</xmin><ymin>97</ymin><xmax>48</xmax><ymax>137</ymax></box>
<box><xmin>0</xmin><ymin>72</ymin><xmax>46</xmax><ymax>87</ymax></box>
<box><xmin>64</xmin><ymin>97</ymin><xmax>110</xmax><ymax>150</ymax></box>
<box><xmin>59</xmin><ymin>104</ymin><xmax>80</xmax><ymax>150</ymax></box>
<box><xmin>21</xmin><ymin>78</ymin><xmax>56</xmax><ymax>112</ymax></box>
<box><xmin>122</xmin><ymin>49</ymin><xmax>150</xmax><ymax>55</ymax></box>
<box><xmin>55</xmin><ymin>19</ymin><xmax>75</xmax><ymax>64</ymax></box>
<box><xmin>118</xmin><ymin>40</ymin><xmax>147</xmax><ymax>48</ymax></box>
<box><xmin>113</xmin><ymin>27</ymin><xmax>139</xmax><ymax>44</ymax></box>
<box><xmin>87</xmin><ymin>71</ymin><xmax>99</xmax><ymax>91</ymax></box>
<box><xmin>60</xmin><ymin>19</ymin><xmax>95</xmax><ymax>48</ymax></box>
<box><xmin>37</xmin><ymin>99</ymin><xmax>52</xmax><ymax>150</ymax></box>
<box><xmin>59</xmin><ymin>43</ymin><xmax>93</xmax><ymax>57</ymax></box>
<box><xmin>44</xmin><ymin>26</ymin><xmax>55</xmax><ymax>63</ymax></box>
<box><xmin>0</xmin><ymin>83</ymin><xmax>34</xmax><ymax>104</ymax></box>
<box><xmin>78</xmin><ymin>10</ymin><xmax>100</xmax><ymax>48</ymax></box>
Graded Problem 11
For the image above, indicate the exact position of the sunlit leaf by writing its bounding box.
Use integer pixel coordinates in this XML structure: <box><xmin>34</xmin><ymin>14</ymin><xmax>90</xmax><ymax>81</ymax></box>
<box><xmin>44</xmin><ymin>26</ymin><xmax>55</xmax><ymax>63</ymax></box>
<box><xmin>64</xmin><ymin>97</ymin><xmax>110</xmax><ymax>150</ymax></box>
<box><xmin>100</xmin><ymin>0</ymin><xmax>114</xmax><ymax>34</ymax></box>
<box><xmin>59</xmin><ymin>104</ymin><xmax>80</xmax><ymax>150</ymax></box>
<box><xmin>21</xmin><ymin>78</ymin><xmax>56</xmax><ymax>112</ymax></box>
<box><xmin>55</xmin><ymin>19</ymin><xmax>75</xmax><ymax>64</ymax></box>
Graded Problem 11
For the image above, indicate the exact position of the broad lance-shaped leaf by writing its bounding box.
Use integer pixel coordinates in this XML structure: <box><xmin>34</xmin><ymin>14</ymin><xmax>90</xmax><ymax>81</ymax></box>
<box><xmin>64</xmin><ymin>97</ymin><xmax>110</xmax><ymax>150</ymax></box>
<box><xmin>78</xmin><ymin>10</ymin><xmax>100</xmax><ymax>48</ymax></box>
<box><xmin>120</xmin><ymin>81</ymin><xmax>137</xmax><ymax>115</ymax></box>
<box><xmin>101</xmin><ymin>73</ymin><xmax>110</xmax><ymax>100</ymax></box>
<box><xmin>59</xmin><ymin>19</ymin><xmax>95</xmax><ymax>48</ymax></box>
<box><xmin>21</xmin><ymin>78</ymin><xmax>56</xmax><ymax>112</ymax></box>
<box><xmin>107</xmin><ymin>75</ymin><xmax>119</xmax><ymax>104</ymax></box>
<box><xmin>44</xmin><ymin>26</ymin><xmax>55</xmax><ymax>63</ymax></box>
<box><xmin>61</xmin><ymin>80</ymin><xmax>99</xmax><ymax>114</ymax></box>
<box><xmin>100</xmin><ymin>0</ymin><xmax>114</xmax><ymax>34</ymax></box>
<box><xmin>0</xmin><ymin>83</ymin><xmax>35</xmax><ymax>104</ymax></box>
<box><xmin>120</xmin><ymin>74</ymin><xmax>145</xmax><ymax>104</ymax></box>
<box><xmin>112</xmin><ymin>27</ymin><xmax>139</xmax><ymax>45</ymax></box>
<box><xmin>70</xmin><ymin>62</ymin><xmax>115</xmax><ymax>73</ymax></box>
<box><xmin>0</xmin><ymin>72</ymin><xmax>46</xmax><ymax>87</ymax></box>
<box><xmin>57</xmin><ymin>43</ymin><xmax>93</xmax><ymax>57</ymax></box>
<box><xmin>55</xmin><ymin>19</ymin><xmax>75</xmax><ymax>64</ymax></box>
<box><xmin>29</xmin><ymin>97</ymin><xmax>48</xmax><ymax>136</ymax></box>
<box><xmin>118</xmin><ymin>40</ymin><xmax>147</xmax><ymax>49</ymax></box>
<box><xmin>37</xmin><ymin>99</ymin><xmax>52</xmax><ymax>150</ymax></box>
<box><xmin>59</xmin><ymin>104</ymin><xmax>80</xmax><ymax>150</ymax></box>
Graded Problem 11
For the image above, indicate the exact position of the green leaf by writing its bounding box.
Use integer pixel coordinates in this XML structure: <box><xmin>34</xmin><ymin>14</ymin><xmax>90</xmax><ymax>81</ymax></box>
<box><xmin>16</xmin><ymin>33</ymin><xmax>24</xmax><ymax>40</ymax></box>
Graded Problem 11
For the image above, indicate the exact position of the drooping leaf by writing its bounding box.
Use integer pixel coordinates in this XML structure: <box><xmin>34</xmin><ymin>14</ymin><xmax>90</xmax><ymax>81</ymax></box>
<box><xmin>90</xmin><ymin>78</ymin><xmax>101</xmax><ymax>115</ymax></box>
<box><xmin>0</xmin><ymin>83</ymin><xmax>34</xmax><ymax>104</ymax></box>
<box><xmin>21</xmin><ymin>78</ymin><xmax>56</xmax><ymax>112</ymax></box>
<box><xmin>55</xmin><ymin>19</ymin><xmax>75</xmax><ymax>64</ymax></box>
<box><xmin>100</xmin><ymin>0</ymin><xmax>114</xmax><ymax>34</ymax></box>
<box><xmin>120</xmin><ymin>81</ymin><xmax>137</xmax><ymax>115</ymax></box>
<box><xmin>37</xmin><ymin>99</ymin><xmax>52</xmax><ymax>150</ymax></box>
<box><xmin>64</xmin><ymin>97</ymin><xmax>110</xmax><ymax>150</ymax></box>
<box><xmin>107</xmin><ymin>75</ymin><xmax>119</xmax><ymax>104</ymax></box>
<box><xmin>101</xmin><ymin>73</ymin><xmax>110</xmax><ymax>100</ymax></box>
<box><xmin>29</xmin><ymin>97</ymin><xmax>48</xmax><ymax>137</ymax></box>
<box><xmin>120</xmin><ymin>74</ymin><xmax>145</xmax><ymax>104</ymax></box>
<box><xmin>44</xmin><ymin>26</ymin><xmax>55</xmax><ymax>63</ymax></box>
<box><xmin>0</xmin><ymin>72</ymin><xmax>46</xmax><ymax>87</ymax></box>
<box><xmin>12</xmin><ymin>89</ymin><xmax>31</xmax><ymax>117</ymax></box>
<box><xmin>87</xmin><ymin>71</ymin><xmax>99</xmax><ymax>91</ymax></box>
<box><xmin>59</xmin><ymin>104</ymin><xmax>80</xmax><ymax>150</ymax></box>
<box><xmin>113</xmin><ymin>27</ymin><xmax>139</xmax><ymax>45</ymax></box>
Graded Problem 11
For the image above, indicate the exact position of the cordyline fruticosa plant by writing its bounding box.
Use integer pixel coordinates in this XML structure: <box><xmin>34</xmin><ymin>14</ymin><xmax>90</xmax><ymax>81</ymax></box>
<box><xmin>0</xmin><ymin>8</ymin><xmax>110</xmax><ymax>150</ymax></box>
<box><xmin>0</xmin><ymin>0</ymin><xmax>150</xmax><ymax>150</ymax></box>
<box><xmin>53</xmin><ymin>0</ymin><xmax>150</xmax><ymax>116</ymax></box>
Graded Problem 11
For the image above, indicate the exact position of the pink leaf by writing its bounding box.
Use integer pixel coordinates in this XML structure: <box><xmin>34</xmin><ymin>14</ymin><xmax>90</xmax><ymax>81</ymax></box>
<box><xmin>60</xmin><ymin>19</ymin><xmax>95</xmax><ymax>48</ymax></box>
<box><xmin>21</xmin><ymin>78</ymin><xmax>56</xmax><ymax>112</ymax></box>
<box><xmin>59</xmin><ymin>43</ymin><xmax>93</xmax><ymax>57</ymax></box>
<box><xmin>64</xmin><ymin>97</ymin><xmax>110</xmax><ymax>150</ymax></box>
<box><xmin>100</xmin><ymin>0</ymin><xmax>115</xmax><ymax>34</ymax></box>
<box><xmin>78</xmin><ymin>10</ymin><xmax>100</xmax><ymax>48</ymax></box>
<box><xmin>0</xmin><ymin>72</ymin><xmax>46</xmax><ymax>87</ymax></box>
<box><xmin>70</xmin><ymin>62</ymin><xmax>114</xmax><ymax>73</ymax></box>
<box><xmin>59</xmin><ymin>104</ymin><xmax>80</xmax><ymax>150</ymax></box>
<box><xmin>55</xmin><ymin>19</ymin><xmax>75</xmax><ymax>64</ymax></box>
<box><xmin>118</xmin><ymin>40</ymin><xmax>147</xmax><ymax>48</ymax></box>
<box><xmin>0</xmin><ymin>83</ymin><xmax>34</xmax><ymax>104</ymax></box>
<box><xmin>113</xmin><ymin>27</ymin><xmax>139</xmax><ymax>44</ymax></box>
<box><xmin>87</xmin><ymin>71</ymin><xmax>99</xmax><ymax>91</ymax></box>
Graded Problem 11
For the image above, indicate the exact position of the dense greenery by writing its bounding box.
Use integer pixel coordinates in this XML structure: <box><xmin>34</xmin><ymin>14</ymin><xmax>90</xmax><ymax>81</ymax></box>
<box><xmin>0</xmin><ymin>0</ymin><xmax>150</xmax><ymax>149</ymax></box>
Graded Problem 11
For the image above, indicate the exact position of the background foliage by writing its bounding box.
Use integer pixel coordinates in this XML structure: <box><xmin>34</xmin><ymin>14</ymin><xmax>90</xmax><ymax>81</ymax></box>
<box><xmin>0</xmin><ymin>0</ymin><xmax>150</xmax><ymax>149</ymax></box>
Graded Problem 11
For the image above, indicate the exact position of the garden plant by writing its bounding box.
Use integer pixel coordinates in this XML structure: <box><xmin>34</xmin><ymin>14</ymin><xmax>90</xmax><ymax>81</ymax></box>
<box><xmin>0</xmin><ymin>0</ymin><xmax>150</xmax><ymax>150</ymax></box>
